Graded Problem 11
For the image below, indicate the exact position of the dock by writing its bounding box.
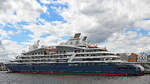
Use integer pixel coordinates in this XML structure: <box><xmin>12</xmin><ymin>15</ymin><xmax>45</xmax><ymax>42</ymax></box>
<box><xmin>0</xmin><ymin>63</ymin><xmax>8</xmax><ymax>71</ymax></box>
<box><xmin>144</xmin><ymin>69</ymin><xmax>150</xmax><ymax>74</ymax></box>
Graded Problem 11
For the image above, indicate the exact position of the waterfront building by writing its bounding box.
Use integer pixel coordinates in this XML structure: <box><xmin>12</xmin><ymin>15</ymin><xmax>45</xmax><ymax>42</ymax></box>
<box><xmin>0</xmin><ymin>63</ymin><xmax>8</xmax><ymax>71</ymax></box>
<box><xmin>119</xmin><ymin>53</ymin><xmax>128</xmax><ymax>62</ymax></box>
<box><xmin>137</xmin><ymin>53</ymin><xmax>148</xmax><ymax>63</ymax></box>
<box><xmin>128</xmin><ymin>53</ymin><xmax>138</xmax><ymax>62</ymax></box>
<box><xmin>147</xmin><ymin>55</ymin><xmax>150</xmax><ymax>62</ymax></box>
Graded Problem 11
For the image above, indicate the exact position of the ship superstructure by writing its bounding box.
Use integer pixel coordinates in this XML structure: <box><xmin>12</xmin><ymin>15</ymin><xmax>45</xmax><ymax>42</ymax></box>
<box><xmin>5</xmin><ymin>33</ymin><xmax>144</xmax><ymax>76</ymax></box>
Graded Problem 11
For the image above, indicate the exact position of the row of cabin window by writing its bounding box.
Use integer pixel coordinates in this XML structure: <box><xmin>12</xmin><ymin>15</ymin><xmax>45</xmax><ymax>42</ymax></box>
<box><xmin>24</xmin><ymin>51</ymin><xmax>46</xmax><ymax>55</ymax></box>
<box><xmin>75</xmin><ymin>53</ymin><xmax>114</xmax><ymax>57</ymax></box>
<box><xmin>118</xmin><ymin>66</ymin><xmax>136</xmax><ymax>70</ymax></box>
<box><xmin>72</xmin><ymin>58</ymin><xmax>104</xmax><ymax>61</ymax></box>
<box><xmin>18</xmin><ymin>59</ymin><xmax>68</xmax><ymax>62</ymax></box>
<box><xmin>56</xmin><ymin>51</ymin><xmax>71</xmax><ymax>54</ymax></box>
<box><xmin>20</xmin><ymin>55</ymin><xmax>71</xmax><ymax>59</ymax></box>
<box><xmin>24</xmin><ymin>49</ymin><xmax>107</xmax><ymax>55</ymax></box>
<box><xmin>68</xmin><ymin>63</ymin><xmax>110</xmax><ymax>66</ymax></box>
<box><xmin>72</xmin><ymin>58</ymin><xmax>120</xmax><ymax>61</ymax></box>
<box><xmin>74</xmin><ymin>49</ymin><xmax>106</xmax><ymax>53</ymax></box>
<box><xmin>56</xmin><ymin>49</ymin><xmax>107</xmax><ymax>54</ymax></box>
<box><xmin>46</xmin><ymin>49</ymin><xmax>107</xmax><ymax>54</ymax></box>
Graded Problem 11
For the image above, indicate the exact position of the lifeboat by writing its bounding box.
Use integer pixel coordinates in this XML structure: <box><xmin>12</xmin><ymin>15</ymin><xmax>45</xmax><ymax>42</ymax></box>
<box><xmin>88</xmin><ymin>46</ymin><xmax>98</xmax><ymax>48</ymax></box>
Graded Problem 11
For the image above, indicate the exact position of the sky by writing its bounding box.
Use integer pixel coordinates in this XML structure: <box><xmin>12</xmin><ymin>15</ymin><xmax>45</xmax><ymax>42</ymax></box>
<box><xmin>0</xmin><ymin>0</ymin><xmax>150</xmax><ymax>61</ymax></box>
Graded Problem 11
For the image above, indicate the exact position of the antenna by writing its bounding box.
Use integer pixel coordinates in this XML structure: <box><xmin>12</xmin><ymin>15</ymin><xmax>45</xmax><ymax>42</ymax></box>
<box><xmin>37</xmin><ymin>40</ymin><xmax>40</xmax><ymax>46</ymax></box>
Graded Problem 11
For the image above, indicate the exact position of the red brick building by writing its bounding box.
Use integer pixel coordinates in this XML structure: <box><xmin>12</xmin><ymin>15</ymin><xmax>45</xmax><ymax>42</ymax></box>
<box><xmin>128</xmin><ymin>53</ymin><xmax>138</xmax><ymax>62</ymax></box>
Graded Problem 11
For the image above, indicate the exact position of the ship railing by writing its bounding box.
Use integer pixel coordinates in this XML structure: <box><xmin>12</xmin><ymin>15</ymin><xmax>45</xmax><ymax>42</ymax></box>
<box><xmin>18</xmin><ymin>61</ymin><xmax>71</xmax><ymax>64</ymax></box>
<box><xmin>15</xmin><ymin>57</ymin><xmax>70</xmax><ymax>61</ymax></box>
<box><xmin>20</xmin><ymin>53</ymin><xmax>72</xmax><ymax>57</ymax></box>
<box><xmin>18</xmin><ymin>53</ymin><xmax>119</xmax><ymax>60</ymax></box>
<box><xmin>20</xmin><ymin>54</ymin><xmax>51</xmax><ymax>57</ymax></box>
<box><xmin>20</xmin><ymin>51</ymin><xmax>115</xmax><ymax>57</ymax></box>
<box><xmin>53</xmin><ymin>53</ymin><xmax>73</xmax><ymax>55</ymax></box>
<box><xmin>5</xmin><ymin>61</ymin><xmax>18</xmax><ymax>64</ymax></box>
<box><xmin>102</xmin><ymin>60</ymin><xmax>124</xmax><ymax>63</ymax></box>
<box><xmin>75</xmin><ymin>51</ymin><xmax>116</xmax><ymax>54</ymax></box>
<box><xmin>13</xmin><ymin>61</ymin><xmax>68</xmax><ymax>64</ymax></box>
<box><xmin>7</xmin><ymin>60</ymin><xmax>124</xmax><ymax>64</ymax></box>
<box><xmin>18</xmin><ymin>55</ymin><xmax>71</xmax><ymax>59</ymax></box>
<box><xmin>110</xmin><ymin>60</ymin><xmax>124</xmax><ymax>62</ymax></box>
<box><xmin>71</xmin><ymin>60</ymin><xmax>123</xmax><ymax>63</ymax></box>
<box><xmin>7</xmin><ymin>62</ymin><xmax>61</xmax><ymax>64</ymax></box>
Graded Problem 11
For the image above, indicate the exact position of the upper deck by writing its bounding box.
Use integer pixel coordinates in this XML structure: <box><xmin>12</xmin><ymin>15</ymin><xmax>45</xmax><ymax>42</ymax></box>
<box><xmin>9</xmin><ymin>33</ymin><xmax>123</xmax><ymax>64</ymax></box>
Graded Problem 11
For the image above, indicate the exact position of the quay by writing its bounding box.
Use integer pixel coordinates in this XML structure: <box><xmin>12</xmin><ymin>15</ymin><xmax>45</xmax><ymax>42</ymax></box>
<box><xmin>144</xmin><ymin>69</ymin><xmax>150</xmax><ymax>74</ymax></box>
<box><xmin>0</xmin><ymin>63</ymin><xmax>8</xmax><ymax>71</ymax></box>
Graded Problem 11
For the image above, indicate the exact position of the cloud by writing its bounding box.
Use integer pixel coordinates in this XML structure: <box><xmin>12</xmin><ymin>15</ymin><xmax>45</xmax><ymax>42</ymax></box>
<box><xmin>57</xmin><ymin>0</ymin><xmax>150</xmax><ymax>42</ymax></box>
<box><xmin>105</xmin><ymin>31</ymin><xmax>150</xmax><ymax>53</ymax></box>
<box><xmin>0</xmin><ymin>0</ymin><xmax>45</xmax><ymax>24</ymax></box>
<box><xmin>0</xmin><ymin>28</ymin><xmax>8</xmax><ymax>39</ymax></box>
<box><xmin>22</xmin><ymin>0</ymin><xmax>150</xmax><ymax>53</ymax></box>
<box><xmin>0</xmin><ymin>40</ymin><xmax>23</xmax><ymax>61</ymax></box>
<box><xmin>0</xmin><ymin>0</ymin><xmax>46</xmax><ymax>61</ymax></box>
<box><xmin>49</xmin><ymin>0</ymin><xmax>150</xmax><ymax>53</ymax></box>
<box><xmin>134</xmin><ymin>20</ymin><xmax>150</xmax><ymax>30</ymax></box>
<box><xmin>1</xmin><ymin>0</ymin><xmax>150</xmax><ymax>61</ymax></box>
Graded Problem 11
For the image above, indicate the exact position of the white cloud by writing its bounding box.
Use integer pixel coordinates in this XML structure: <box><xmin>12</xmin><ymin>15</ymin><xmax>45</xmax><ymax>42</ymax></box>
<box><xmin>0</xmin><ymin>25</ymin><xmax>21</xmax><ymax>39</ymax></box>
<box><xmin>0</xmin><ymin>40</ymin><xmax>24</xmax><ymax>61</ymax></box>
<box><xmin>1</xmin><ymin>0</ymin><xmax>150</xmax><ymax>61</ymax></box>
<box><xmin>0</xmin><ymin>0</ymin><xmax>46</xmax><ymax>61</ymax></box>
<box><xmin>22</xmin><ymin>0</ymin><xmax>150</xmax><ymax>53</ymax></box>
<box><xmin>52</xmin><ymin>0</ymin><xmax>150</xmax><ymax>53</ymax></box>
<box><xmin>40</xmin><ymin>0</ymin><xmax>55</xmax><ymax>4</ymax></box>
<box><xmin>0</xmin><ymin>0</ymin><xmax>45</xmax><ymax>24</ymax></box>
<box><xmin>0</xmin><ymin>28</ymin><xmax>8</xmax><ymax>39</ymax></box>
<box><xmin>105</xmin><ymin>31</ymin><xmax>150</xmax><ymax>53</ymax></box>
<box><xmin>134</xmin><ymin>20</ymin><xmax>150</xmax><ymax>30</ymax></box>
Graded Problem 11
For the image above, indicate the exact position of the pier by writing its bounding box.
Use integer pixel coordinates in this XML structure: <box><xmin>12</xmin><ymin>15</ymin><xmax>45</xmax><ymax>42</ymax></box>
<box><xmin>0</xmin><ymin>63</ymin><xmax>8</xmax><ymax>71</ymax></box>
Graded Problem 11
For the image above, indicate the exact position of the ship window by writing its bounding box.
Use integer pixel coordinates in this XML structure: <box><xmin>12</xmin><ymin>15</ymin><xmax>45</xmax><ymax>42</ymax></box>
<box><xmin>118</xmin><ymin>66</ymin><xmax>136</xmax><ymax>70</ymax></box>
<box><xmin>88</xmin><ymin>63</ymin><xmax>91</xmax><ymax>66</ymax></box>
<box><xmin>92</xmin><ymin>63</ymin><xmax>95</xmax><ymax>66</ymax></box>
<box><xmin>69</xmin><ymin>64</ymin><xmax>78</xmax><ymax>66</ymax></box>
<box><xmin>118</xmin><ymin>67</ymin><xmax>128</xmax><ymax>70</ymax></box>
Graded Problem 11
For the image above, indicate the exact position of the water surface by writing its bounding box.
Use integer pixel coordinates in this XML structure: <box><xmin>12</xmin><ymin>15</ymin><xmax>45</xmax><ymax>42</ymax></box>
<box><xmin>0</xmin><ymin>72</ymin><xmax>149</xmax><ymax>84</ymax></box>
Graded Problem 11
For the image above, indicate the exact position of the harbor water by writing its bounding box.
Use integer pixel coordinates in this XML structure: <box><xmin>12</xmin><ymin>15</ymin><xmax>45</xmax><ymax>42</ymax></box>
<box><xmin>0</xmin><ymin>71</ymin><xmax>149</xmax><ymax>84</ymax></box>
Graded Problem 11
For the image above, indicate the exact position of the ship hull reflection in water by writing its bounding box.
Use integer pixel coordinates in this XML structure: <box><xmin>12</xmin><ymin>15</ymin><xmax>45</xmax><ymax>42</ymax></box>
<box><xmin>0</xmin><ymin>72</ymin><xmax>149</xmax><ymax>84</ymax></box>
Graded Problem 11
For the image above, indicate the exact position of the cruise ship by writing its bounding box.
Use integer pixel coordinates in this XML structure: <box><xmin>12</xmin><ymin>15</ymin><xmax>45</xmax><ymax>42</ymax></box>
<box><xmin>5</xmin><ymin>33</ymin><xmax>144</xmax><ymax>76</ymax></box>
